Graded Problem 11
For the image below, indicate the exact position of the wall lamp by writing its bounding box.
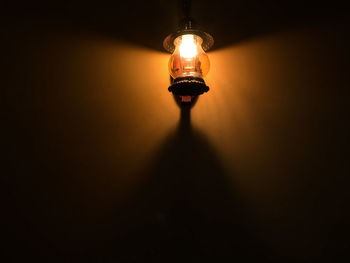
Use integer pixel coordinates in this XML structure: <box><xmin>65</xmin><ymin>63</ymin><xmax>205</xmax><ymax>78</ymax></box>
<box><xmin>163</xmin><ymin>19</ymin><xmax>214</xmax><ymax>103</ymax></box>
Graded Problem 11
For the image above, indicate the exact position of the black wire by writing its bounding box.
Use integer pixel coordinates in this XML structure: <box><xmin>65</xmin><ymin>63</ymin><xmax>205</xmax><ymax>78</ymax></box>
<box><xmin>182</xmin><ymin>0</ymin><xmax>192</xmax><ymax>20</ymax></box>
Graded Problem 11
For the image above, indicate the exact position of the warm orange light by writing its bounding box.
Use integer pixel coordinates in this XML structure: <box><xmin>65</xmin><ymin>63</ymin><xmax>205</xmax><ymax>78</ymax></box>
<box><xmin>168</xmin><ymin>34</ymin><xmax>210</xmax><ymax>79</ymax></box>
<box><xmin>179</xmin><ymin>35</ymin><xmax>198</xmax><ymax>58</ymax></box>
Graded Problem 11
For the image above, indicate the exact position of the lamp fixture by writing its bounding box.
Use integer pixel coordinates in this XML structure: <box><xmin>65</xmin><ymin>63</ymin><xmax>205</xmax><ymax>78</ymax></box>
<box><xmin>163</xmin><ymin>12</ymin><xmax>214</xmax><ymax>103</ymax></box>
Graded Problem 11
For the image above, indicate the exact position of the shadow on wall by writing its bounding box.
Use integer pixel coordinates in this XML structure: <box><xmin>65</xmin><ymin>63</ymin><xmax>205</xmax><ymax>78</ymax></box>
<box><xmin>3</xmin><ymin>31</ymin><xmax>266</xmax><ymax>262</ymax></box>
<box><xmin>2</xmin><ymin>33</ymin><xmax>178</xmax><ymax>261</ymax></box>
<box><xmin>100</xmin><ymin>102</ymin><xmax>267</xmax><ymax>262</ymax></box>
<box><xmin>3</xmin><ymin>17</ymin><xmax>349</xmax><ymax>262</ymax></box>
<box><xmin>192</xmin><ymin>22</ymin><xmax>349</xmax><ymax>261</ymax></box>
<box><xmin>3</xmin><ymin>1</ymin><xmax>347</xmax><ymax>51</ymax></box>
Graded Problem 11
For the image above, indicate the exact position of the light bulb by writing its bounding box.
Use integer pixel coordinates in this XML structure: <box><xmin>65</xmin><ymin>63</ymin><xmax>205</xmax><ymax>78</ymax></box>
<box><xmin>179</xmin><ymin>35</ymin><xmax>198</xmax><ymax>58</ymax></box>
<box><xmin>168</xmin><ymin>34</ymin><xmax>210</xmax><ymax>79</ymax></box>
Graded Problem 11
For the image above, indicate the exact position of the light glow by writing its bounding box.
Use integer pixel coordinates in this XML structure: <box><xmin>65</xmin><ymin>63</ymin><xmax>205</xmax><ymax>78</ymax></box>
<box><xmin>168</xmin><ymin>34</ymin><xmax>210</xmax><ymax>78</ymax></box>
<box><xmin>179</xmin><ymin>35</ymin><xmax>198</xmax><ymax>58</ymax></box>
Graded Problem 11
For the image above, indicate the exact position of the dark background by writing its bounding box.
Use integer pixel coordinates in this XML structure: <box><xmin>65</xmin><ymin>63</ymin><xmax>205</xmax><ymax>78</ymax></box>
<box><xmin>2</xmin><ymin>0</ymin><xmax>349</xmax><ymax>262</ymax></box>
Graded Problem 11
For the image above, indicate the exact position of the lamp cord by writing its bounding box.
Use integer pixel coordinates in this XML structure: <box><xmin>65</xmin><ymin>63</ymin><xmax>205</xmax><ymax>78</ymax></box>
<box><xmin>182</xmin><ymin>0</ymin><xmax>192</xmax><ymax>20</ymax></box>
<box><xmin>180</xmin><ymin>0</ymin><xmax>194</xmax><ymax>29</ymax></box>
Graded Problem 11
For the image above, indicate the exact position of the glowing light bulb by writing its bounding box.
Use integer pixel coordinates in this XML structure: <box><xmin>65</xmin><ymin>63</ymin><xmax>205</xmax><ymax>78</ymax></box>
<box><xmin>179</xmin><ymin>35</ymin><xmax>198</xmax><ymax>58</ymax></box>
<box><xmin>168</xmin><ymin>34</ymin><xmax>210</xmax><ymax>79</ymax></box>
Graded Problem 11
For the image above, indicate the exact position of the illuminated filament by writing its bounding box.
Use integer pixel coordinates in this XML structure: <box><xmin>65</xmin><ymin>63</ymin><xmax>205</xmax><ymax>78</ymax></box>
<box><xmin>180</xmin><ymin>35</ymin><xmax>198</xmax><ymax>58</ymax></box>
<box><xmin>168</xmin><ymin>34</ymin><xmax>210</xmax><ymax>79</ymax></box>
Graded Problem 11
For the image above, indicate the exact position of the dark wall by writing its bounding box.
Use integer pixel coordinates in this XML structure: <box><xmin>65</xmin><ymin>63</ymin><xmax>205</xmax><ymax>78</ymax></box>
<box><xmin>2</xmin><ymin>1</ymin><xmax>349</xmax><ymax>262</ymax></box>
<box><xmin>196</xmin><ymin>24</ymin><xmax>349</xmax><ymax>261</ymax></box>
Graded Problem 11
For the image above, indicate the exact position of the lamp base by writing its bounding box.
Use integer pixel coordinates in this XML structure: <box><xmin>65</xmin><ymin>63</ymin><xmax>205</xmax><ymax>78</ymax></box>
<box><xmin>168</xmin><ymin>76</ymin><xmax>209</xmax><ymax>96</ymax></box>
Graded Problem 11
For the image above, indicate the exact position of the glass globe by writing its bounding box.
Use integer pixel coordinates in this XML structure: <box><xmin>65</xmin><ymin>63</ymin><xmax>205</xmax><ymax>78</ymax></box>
<box><xmin>168</xmin><ymin>34</ymin><xmax>210</xmax><ymax>79</ymax></box>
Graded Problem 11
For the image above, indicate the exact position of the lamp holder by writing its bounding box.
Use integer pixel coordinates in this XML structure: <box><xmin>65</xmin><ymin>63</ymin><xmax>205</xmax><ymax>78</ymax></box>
<box><xmin>163</xmin><ymin>19</ymin><xmax>214</xmax><ymax>53</ymax></box>
<box><xmin>168</xmin><ymin>76</ymin><xmax>209</xmax><ymax>96</ymax></box>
